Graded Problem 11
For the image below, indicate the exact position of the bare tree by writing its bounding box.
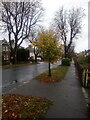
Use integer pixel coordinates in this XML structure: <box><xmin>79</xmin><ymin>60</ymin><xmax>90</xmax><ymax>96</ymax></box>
<box><xmin>54</xmin><ymin>7</ymin><xmax>68</xmax><ymax>58</ymax></box>
<box><xmin>1</xmin><ymin>1</ymin><xmax>44</xmax><ymax>64</ymax></box>
<box><xmin>54</xmin><ymin>7</ymin><xmax>85</xmax><ymax>58</ymax></box>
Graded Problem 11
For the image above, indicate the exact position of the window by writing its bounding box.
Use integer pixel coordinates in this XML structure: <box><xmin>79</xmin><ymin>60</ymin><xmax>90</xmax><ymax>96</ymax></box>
<box><xmin>4</xmin><ymin>55</ymin><xmax>9</xmax><ymax>60</ymax></box>
<box><xmin>3</xmin><ymin>46</ymin><xmax>5</xmax><ymax>51</ymax></box>
<box><xmin>2</xmin><ymin>46</ymin><xmax>9</xmax><ymax>51</ymax></box>
<box><xmin>4</xmin><ymin>55</ymin><xmax>6</xmax><ymax>60</ymax></box>
<box><xmin>6</xmin><ymin>46</ymin><xmax>8</xmax><ymax>51</ymax></box>
<box><xmin>6</xmin><ymin>55</ymin><xmax>9</xmax><ymax>60</ymax></box>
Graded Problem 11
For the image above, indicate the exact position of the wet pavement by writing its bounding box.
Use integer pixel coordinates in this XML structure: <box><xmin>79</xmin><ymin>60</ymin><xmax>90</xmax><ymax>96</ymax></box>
<box><xmin>6</xmin><ymin>62</ymin><xmax>88</xmax><ymax>118</ymax></box>
<box><xmin>2</xmin><ymin>61</ymin><xmax>61</xmax><ymax>93</ymax></box>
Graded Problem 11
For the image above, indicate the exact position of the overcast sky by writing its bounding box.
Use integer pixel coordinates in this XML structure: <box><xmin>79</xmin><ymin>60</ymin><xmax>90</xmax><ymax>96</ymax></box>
<box><xmin>41</xmin><ymin>0</ymin><xmax>89</xmax><ymax>53</ymax></box>
<box><xmin>0</xmin><ymin>0</ymin><xmax>89</xmax><ymax>53</ymax></box>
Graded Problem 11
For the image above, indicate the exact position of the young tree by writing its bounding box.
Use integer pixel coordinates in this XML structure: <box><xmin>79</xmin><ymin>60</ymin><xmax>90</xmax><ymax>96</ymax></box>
<box><xmin>34</xmin><ymin>29</ymin><xmax>62</xmax><ymax>76</ymax></box>
<box><xmin>1</xmin><ymin>1</ymin><xmax>44</xmax><ymax>64</ymax></box>
<box><xmin>54</xmin><ymin>7</ymin><xmax>85</xmax><ymax>58</ymax></box>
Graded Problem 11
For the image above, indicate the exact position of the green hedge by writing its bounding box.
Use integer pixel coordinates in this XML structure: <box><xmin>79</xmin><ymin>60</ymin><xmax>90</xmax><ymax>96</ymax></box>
<box><xmin>17</xmin><ymin>48</ymin><xmax>29</xmax><ymax>62</ymax></box>
<box><xmin>62</xmin><ymin>58</ymin><xmax>70</xmax><ymax>66</ymax></box>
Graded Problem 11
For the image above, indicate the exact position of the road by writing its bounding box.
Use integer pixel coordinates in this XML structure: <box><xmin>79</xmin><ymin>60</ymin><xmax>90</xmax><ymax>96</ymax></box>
<box><xmin>2</xmin><ymin>61</ymin><xmax>61</xmax><ymax>93</ymax></box>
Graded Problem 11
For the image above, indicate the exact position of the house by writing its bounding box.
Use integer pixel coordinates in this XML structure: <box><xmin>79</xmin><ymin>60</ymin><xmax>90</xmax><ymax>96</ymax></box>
<box><xmin>85</xmin><ymin>49</ymin><xmax>90</xmax><ymax>56</ymax></box>
<box><xmin>26</xmin><ymin>45</ymin><xmax>43</xmax><ymax>62</ymax></box>
<box><xmin>0</xmin><ymin>39</ymin><xmax>31</xmax><ymax>64</ymax></box>
<box><xmin>0</xmin><ymin>39</ymin><xmax>10</xmax><ymax>63</ymax></box>
<box><xmin>26</xmin><ymin>45</ymin><xmax>35</xmax><ymax>60</ymax></box>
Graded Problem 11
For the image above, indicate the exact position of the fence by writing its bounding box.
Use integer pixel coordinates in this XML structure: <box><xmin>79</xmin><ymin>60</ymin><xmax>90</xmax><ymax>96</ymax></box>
<box><xmin>74</xmin><ymin>57</ymin><xmax>90</xmax><ymax>87</ymax></box>
<box><xmin>82</xmin><ymin>68</ymin><xmax>90</xmax><ymax>87</ymax></box>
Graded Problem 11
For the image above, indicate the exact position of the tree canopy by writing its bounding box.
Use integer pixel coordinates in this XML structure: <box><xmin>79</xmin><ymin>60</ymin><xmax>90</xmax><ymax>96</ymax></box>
<box><xmin>33</xmin><ymin>29</ymin><xmax>62</xmax><ymax>76</ymax></box>
<box><xmin>1</xmin><ymin>0</ymin><xmax>44</xmax><ymax>64</ymax></box>
<box><xmin>35</xmin><ymin>29</ymin><xmax>62</xmax><ymax>62</ymax></box>
<box><xmin>54</xmin><ymin>7</ymin><xmax>85</xmax><ymax>58</ymax></box>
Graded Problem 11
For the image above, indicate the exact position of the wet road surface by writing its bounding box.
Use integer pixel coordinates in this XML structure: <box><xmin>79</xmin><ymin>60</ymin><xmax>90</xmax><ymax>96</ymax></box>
<box><xmin>2</xmin><ymin>61</ymin><xmax>61</xmax><ymax>93</ymax></box>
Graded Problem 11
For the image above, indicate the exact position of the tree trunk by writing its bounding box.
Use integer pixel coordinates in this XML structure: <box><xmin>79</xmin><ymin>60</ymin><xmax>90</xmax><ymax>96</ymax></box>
<box><xmin>11</xmin><ymin>49</ymin><xmax>17</xmax><ymax>64</ymax></box>
<box><xmin>48</xmin><ymin>59</ymin><xmax>51</xmax><ymax>76</ymax></box>
<box><xmin>14</xmin><ymin>52</ymin><xmax>17</xmax><ymax>64</ymax></box>
<box><xmin>34</xmin><ymin>47</ymin><xmax>37</xmax><ymax>63</ymax></box>
<box><xmin>35</xmin><ymin>54</ymin><xmax>37</xmax><ymax>63</ymax></box>
<box><xmin>64</xmin><ymin>45</ymin><xmax>67</xmax><ymax>58</ymax></box>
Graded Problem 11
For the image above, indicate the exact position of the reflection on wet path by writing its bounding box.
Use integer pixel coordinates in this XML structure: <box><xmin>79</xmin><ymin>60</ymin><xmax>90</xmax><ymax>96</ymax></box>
<box><xmin>2</xmin><ymin>61</ymin><xmax>61</xmax><ymax>93</ymax></box>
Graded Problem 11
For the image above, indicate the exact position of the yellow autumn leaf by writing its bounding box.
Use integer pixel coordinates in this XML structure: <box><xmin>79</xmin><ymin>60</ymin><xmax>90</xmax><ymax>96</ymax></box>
<box><xmin>4</xmin><ymin>110</ymin><xmax>8</xmax><ymax>113</ymax></box>
<box><xmin>15</xmin><ymin>115</ymin><xmax>17</xmax><ymax>118</ymax></box>
<box><xmin>3</xmin><ymin>105</ymin><xmax>6</xmax><ymax>108</ymax></box>
<box><xmin>12</xmin><ymin>113</ymin><xmax>15</xmax><ymax>116</ymax></box>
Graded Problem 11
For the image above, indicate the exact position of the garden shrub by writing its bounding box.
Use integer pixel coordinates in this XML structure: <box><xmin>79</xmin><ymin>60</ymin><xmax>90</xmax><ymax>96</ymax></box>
<box><xmin>68</xmin><ymin>57</ymin><xmax>72</xmax><ymax>61</ymax></box>
<box><xmin>62</xmin><ymin>58</ymin><xmax>70</xmax><ymax>66</ymax></box>
<box><xmin>17</xmin><ymin>48</ymin><xmax>29</xmax><ymax>62</ymax></box>
<box><xmin>30</xmin><ymin>58</ymin><xmax>35</xmax><ymax>63</ymax></box>
<box><xmin>77</xmin><ymin>55</ymin><xmax>86</xmax><ymax>65</ymax></box>
<box><xmin>86</xmin><ymin>54</ymin><xmax>90</xmax><ymax>63</ymax></box>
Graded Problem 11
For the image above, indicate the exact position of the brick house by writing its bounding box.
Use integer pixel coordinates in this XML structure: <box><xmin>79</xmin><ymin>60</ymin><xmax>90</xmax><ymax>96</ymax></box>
<box><xmin>1</xmin><ymin>39</ymin><xmax>10</xmax><ymax>63</ymax></box>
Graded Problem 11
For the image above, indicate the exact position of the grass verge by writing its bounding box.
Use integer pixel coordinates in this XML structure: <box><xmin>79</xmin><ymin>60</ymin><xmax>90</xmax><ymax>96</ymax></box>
<box><xmin>35</xmin><ymin>65</ymin><xmax>69</xmax><ymax>83</ymax></box>
<box><xmin>2</xmin><ymin>94</ymin><xmax>52</xmax><ymax>120</ymax></box>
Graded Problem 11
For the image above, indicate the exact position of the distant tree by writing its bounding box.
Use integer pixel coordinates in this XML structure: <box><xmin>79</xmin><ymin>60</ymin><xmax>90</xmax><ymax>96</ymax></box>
<box><xmin>34</xmin><ymin>29</ymin><xmax>62</xmax><ymax>76</ymax></box>
<box><xmin>1</xmin><ymin>1</ymin><xmax>44</xmax><ymax>64</ymax></box>
<box><xmin>54</xmin><ymin>7</ymin><xmax>85</xmax><ymax>58</ymax></box>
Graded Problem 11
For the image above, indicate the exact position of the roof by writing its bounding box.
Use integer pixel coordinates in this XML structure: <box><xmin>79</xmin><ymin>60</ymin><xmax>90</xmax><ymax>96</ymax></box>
<box><xmin>85</xmin><ymin>49</ymin><xmax>90</xmax><ymax>54</ymax></box>
<box><xmin>0</xmin><ymin>39</ymin><xmax>9</xmax><ymax>46</ymax></box>
<box><xmin>26</xmin><ymin>46</ymin><xmax>34</xmax><ymax>52</ymax></box>
<box><xmin>0</xmin><ymin>39</ymin><xmax>24</xmax><ymax>49</ymax></box>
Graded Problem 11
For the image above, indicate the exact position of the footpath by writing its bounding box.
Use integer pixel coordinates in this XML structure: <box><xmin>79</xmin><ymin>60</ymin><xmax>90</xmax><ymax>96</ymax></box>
<box><xmin>8</xmin><ymin>62</ymin><xmax>88</xmax><ymax>118</ymax></box>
